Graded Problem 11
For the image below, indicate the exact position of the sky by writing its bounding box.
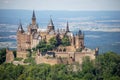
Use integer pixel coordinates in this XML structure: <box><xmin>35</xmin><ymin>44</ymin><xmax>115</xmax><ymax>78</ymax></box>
<box><xmin>0</xmin><ymin>0</ymin><xmax>120</xmax><ymax>11</ymax></box>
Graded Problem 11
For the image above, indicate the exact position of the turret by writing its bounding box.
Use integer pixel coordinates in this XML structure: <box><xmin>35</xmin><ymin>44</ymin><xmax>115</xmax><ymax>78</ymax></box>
<box><xmin>32</xmin><ymin>10</ymin><xmax>36</xmax><ymax>25</ymax></box>
<box><xmin>47</xmin><ymin>18</ymin><xmax>55</xmax><ymax>32</ymax></box>
<box><xmin>17</xmin><ymin>21</ymin><xmax>25</xmax><ymax>52</ymax></box>
<box><xmin>78</xmin><ymin>30</ymin><xmax>82</xmax><ymax>36</ymax></box>
<box><xmin>17</xmin><ymin>21</ymin><xmax>24</xmax><ymax>33</ymax></box>
<box><xmin>75</xmin><ymin>30</ymin><xmax>84</xmax><ymax>49</ymax></box>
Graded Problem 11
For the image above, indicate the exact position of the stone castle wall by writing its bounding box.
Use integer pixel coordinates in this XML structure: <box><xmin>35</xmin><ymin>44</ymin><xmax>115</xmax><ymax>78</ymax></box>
<box><xmin>35</xmin><ymin>50</ymin><xmax>96</xmax><ymax>65</ymax></box>
<box><xmin>55</xmin><ymin>52</ymin><xmax>68</xmax><ymax>58</ymax></box>
<box><xmin>35</xmin><ymin>55</ymin><xmax>57</xmax><ymax>65</ymax></box>
<box><xmin>74</xmin><ymin>51</ymin><xmax>96</xmax><ymax>64</ymax></box>
<box><xmin>17</xmin><ymin>51</ymin><xmax>28</xmax><ymax>59</ymax></box>
<box><xmin>6</xmin><ymin>49</ymin><xmax>14</xmax><ymax>63</ymax></box>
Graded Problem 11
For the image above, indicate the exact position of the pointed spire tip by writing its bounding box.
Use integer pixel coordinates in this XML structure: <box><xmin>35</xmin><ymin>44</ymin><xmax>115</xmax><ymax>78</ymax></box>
<box><xmin>32</xmin><ymin>10</ymin><xmax>36</xmax><ymax>18</ymax></box>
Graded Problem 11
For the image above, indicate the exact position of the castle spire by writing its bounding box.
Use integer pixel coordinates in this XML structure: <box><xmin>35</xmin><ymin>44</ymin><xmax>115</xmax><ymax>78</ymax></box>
<box><xmin>32</xmin><ymin>10</ymin><xmax>36</xmax><ymax>25</ymax></box>
<box><xmin>48</xmin><ymin>18</ymin><xmax>54</xmax><ymax>27</ymax></box>
<box><xmin>18</xmin><ymin>20</ymin><xmax>24</xmax><ymax>33</ymax></box>
<box><xmin>47</xmin><ymin>17</ymin><xmax>55</xmax><ymax>32</ymax></box>
<box><xmin>78</xmin><ymin>30</ymin><xmax>82</xmax><ymax>35</ymax></box>
<box><xmin>32</xmin><ymin>10</ymin><xmax>36</xmax><ymax>18</ymax></box>
<box><xmin>66</xmin><ymin>21</ymin><xmax>69</xmax><ymax>32</ymax></box>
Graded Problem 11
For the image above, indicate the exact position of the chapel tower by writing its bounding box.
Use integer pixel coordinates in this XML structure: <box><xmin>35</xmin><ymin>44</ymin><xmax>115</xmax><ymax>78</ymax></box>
<box><xmin>28</xmin><ymin>10</ymin><xmax>38</xmax><ymax>34</ymax></box>
<box><xmin>32</xmin><ymin>10</ymin><xmax>36</xmax><ymax>25</ymax></box>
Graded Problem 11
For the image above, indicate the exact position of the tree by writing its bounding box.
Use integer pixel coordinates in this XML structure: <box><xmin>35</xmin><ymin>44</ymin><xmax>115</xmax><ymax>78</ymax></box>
<box><xmin>49</xmin><ymin>37</ymin><xmax>58</xmax><ymax>47</ymax></box>
<box><xmin>46</xmin><ymin>44</ymin><xmax>54</xmax><ymax>51</ymax></box>
<box><xmin>93</xmin><ymin>52</ymin><xmax>120</xmax><ymax>80</ymax></box>
<box><xmin>36</xmin><ymin>40</ymin><xmax>47</xmax><ymax>52</ymax></box>
<box><xmin>61</xmin><ymin>36</ymin><xmax>70</xmax><ymax>46</ymax></box>
<box><xmin>26</xmin><ymin>49</ymin><xmax>32</xmax><ymax>57</ymax></box>
<box><xmin>0</xmin><ymin>48</ymin><xmax>6</xmax><ymax>64</ymax></box>
<box><xmin>0</xmin><ymin>52</ymin><xmax>120</xmax><ymax>80</ymax></box>
<box><xmin>82</xmin><ymin>56</ymin><xmax>94</xmax><ymax>74</ymax></box>
<box><xmin>35</xmin><ymin>38</ymin><xmax>57</xmax><ymax>53</ymax></box>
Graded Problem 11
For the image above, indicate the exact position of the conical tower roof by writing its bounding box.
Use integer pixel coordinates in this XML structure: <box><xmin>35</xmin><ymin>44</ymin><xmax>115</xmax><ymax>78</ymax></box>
<box><xmin>66</xmin><ymin>21</ymin><xmax>69</xmax><ymax>32</ymax></box>
<box><xmin>48</xmin><ymin>18</ymin><xmax>54</xmax><ymax>26</ymax></box>
<box><xmin>18</xmin><ymin>20</ymin><xmax>24</xmax><ymax>33</ymax></box>
<box><xmin>32</xmin><ymin>10</ymin><xmax>36</xmax><ymax>18</ymax></box>
<box><xmin>78</xmin><ymin>30</ymin><xmax>82</xmax><ymax>35</ymax></box>
<box><xmin>31</xmin><ymin>10</ymin><xmax>36</xmax><ymax>25</ymax></box>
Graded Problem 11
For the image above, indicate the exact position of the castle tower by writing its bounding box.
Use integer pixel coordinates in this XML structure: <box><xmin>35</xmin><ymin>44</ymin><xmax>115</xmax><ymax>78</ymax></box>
<box><xmin>75</xmin><ymin>30</ymin><xmax>84</xmax><ymax>49</ymax></box>
<box><xmin>27</xmin><ymin>10</ymin><xmax>38</xmax><ymax>34</ymax></box>
<box><xmin>66</xmin><ymin>21</ymin><xmax>70</xmax><ymax>32</ymax></box>
<box><xmin>47</xmin><ymin>18</ymin><xmax>55</xmax><ymax>32</ymax></box>
<box><xmin>32</xmin><ymin>10</ymin><xmax>36</xmax><ymax>25</ymax></box>
<box><xmin>17</xmin><ymin>21</ymin><xmax>24</xmax><ymax>51</ymax></box>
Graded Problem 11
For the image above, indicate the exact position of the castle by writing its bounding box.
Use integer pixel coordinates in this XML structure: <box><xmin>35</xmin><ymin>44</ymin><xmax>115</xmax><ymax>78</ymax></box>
<box><xmin>6</xmin><ymin>11</ymin><xmax>98</xmax><ymax>65</ymax></box>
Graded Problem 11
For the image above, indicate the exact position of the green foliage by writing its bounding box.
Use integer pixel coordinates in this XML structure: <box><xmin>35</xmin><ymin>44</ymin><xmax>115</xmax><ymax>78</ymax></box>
<box><xmin>32</xmin><ymin>47</ymin><xmax>36</xmax><ymax>51</ymax></box>
<box><xmin>0</xmin><ymin>48</ymin><xmax>6</xmax><ymax>64</ymax></box>
<box><xmin>61</xmin><ymin>36</ymin><xmax>70</xmax><ymax>46</ymax></box>
<box><xmin>26</xmin><ymin>49</ymin><xmax>32</xmax><ymax>57</ymax></box>
<box><xmin>94</xmin><ymin>52</ymin><xmax>120</xmax><ymax>79</ymax></box>
<box><xmin>24</xmin><ymin>57</ymin><xmax>35</xmax><ymax>64</ymax></box>
<box><xmin>35</xmin><ymin>36</ymin><xmax>71</xmax><ymax>53</ymax></box>
<box><xmin>36</xmin><ymin>38</ymin><xmax>57</xmax><ymax>53</ymax></box>
<box><xmin>36</xmin><ymin>40</ymin><xmax>48</xmax><ymax>52</ymax></box>
<box><xmin>26</xmin><ymin>48</ymin><xmax>31</xmax><ymax>53</ymax></box>
<box><xmin>32</xmin><ymin>51</ymin><xmax>36</xmax><ymax>57</ymax></box>
<box><xmin>82</xmin><ymin>56</ymin><xmax>94</xmax><ymax>74</ymax></box>
<box><xmin>27</xmin><ymin>53</ymin><xmax>32</xmax><ymax>58</ymax></box>
<box><xmin>49</xmin><ymin>37</ymin><xmax>58</xmax><ymax>47</ymax></box>
<box><xmin>14</xmin><ymin>58</ymin><xmax>23</xmax><ymax>61</ymax></box>
<box><xmin>0</xmin><ymin>63</ymin><xmax>24</xmax><ymax>80</ymax></box>
<box><xmin>46</xmin><ymin>44</ymin><xmax>54</xmax><ymax>50</ymax></box>
<box><xmin>0</xmin><ymin>51</ymin><xmax>120</xmax><ymax>80</ymax></box>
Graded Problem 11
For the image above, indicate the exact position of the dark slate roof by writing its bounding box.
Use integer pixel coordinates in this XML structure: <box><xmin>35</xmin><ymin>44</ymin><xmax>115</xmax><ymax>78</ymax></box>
<box><xmin>32</xmin><ymin>10</ymin><xmax>36</xmax><ymax>18</ymax></box>
<box><xmin>66</xmin><ymin>21</ymin><xmax>70</xmax><ymax>32</ymax></box>
<box><xmin>18</xmin><ymin>21</ymin><xmax>24</xmax><ymax>33</ymax></box>
<box><xmin>48</xmin><ymin>18</ymin><xmax>54</xmax><ymax>26</ymax></box>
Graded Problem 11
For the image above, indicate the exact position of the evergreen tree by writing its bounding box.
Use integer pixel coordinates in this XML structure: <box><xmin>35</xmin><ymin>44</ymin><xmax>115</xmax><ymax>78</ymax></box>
<box><xmin>61</xmin><ymin>36</ymin><xmax>70</xmax><ymax>46</ymax></box>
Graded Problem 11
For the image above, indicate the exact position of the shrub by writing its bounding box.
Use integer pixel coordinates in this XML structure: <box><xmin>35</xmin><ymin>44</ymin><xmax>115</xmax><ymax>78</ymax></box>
<box><xmin>24</xmin><ymin>57</ymin><xmax>35</xmax><ymax>64</ymax></box>
<box><xmin>14</xmin><ymin>58</ymin><xmax>23</xmax><ymax>61</ymax></box>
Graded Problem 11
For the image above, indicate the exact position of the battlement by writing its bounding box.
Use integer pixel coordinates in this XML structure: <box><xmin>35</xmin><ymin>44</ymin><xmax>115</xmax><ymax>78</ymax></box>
<box><xmin>35</xmin><ymin>49</ymin><xmax>96</xmax><ymax>65</ymax></box>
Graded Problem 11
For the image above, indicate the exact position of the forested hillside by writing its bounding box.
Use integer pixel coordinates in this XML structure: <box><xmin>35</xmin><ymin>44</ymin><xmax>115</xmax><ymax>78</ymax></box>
<box><xmin>0</xmin><ymin>48</ymin><xmax>120</xmax><ymax>80</ymax></box>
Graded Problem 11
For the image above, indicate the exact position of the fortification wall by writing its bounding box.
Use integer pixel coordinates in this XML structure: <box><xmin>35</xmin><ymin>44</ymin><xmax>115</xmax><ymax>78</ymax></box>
<box><xmin>35</xmin><ymin>55</ymin><xmax>57</xmax><ymax>65</ymax></box>
<box><xmin>35</xmin><ymin>50</ymin><xmax>96</xmax><ymax>65</ymax></box>
<box><xmin>74</xmin><ymin>51</ymin><xmax>96</xmax><ymax>64</ymax></box>
<box><xmin>17</xmin><ymin>51</ymin><xmax>28</xmax><ymax>59</ymax></box>
<box><xmin>55</xmin><ymin>52</ymin><xmax>68</xmax><ymax>58</ymax></box>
